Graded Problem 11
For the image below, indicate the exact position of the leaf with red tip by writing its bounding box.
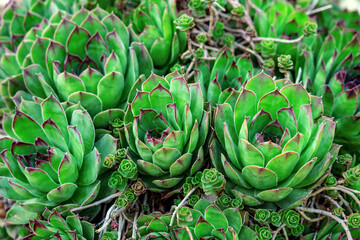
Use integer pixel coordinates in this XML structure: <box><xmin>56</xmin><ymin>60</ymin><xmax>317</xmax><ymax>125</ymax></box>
<box><xmin>13</xmin><ymin>110</ymin><xmax>48</xmax><ymax>143</ymax></box>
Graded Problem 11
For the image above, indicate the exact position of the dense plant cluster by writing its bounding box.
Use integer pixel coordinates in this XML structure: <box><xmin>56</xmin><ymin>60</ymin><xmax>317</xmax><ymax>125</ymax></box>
<box><xmin>0</xmin><ymin>0</ymin><xmax>359</xmax><ymax>239</ymax></box>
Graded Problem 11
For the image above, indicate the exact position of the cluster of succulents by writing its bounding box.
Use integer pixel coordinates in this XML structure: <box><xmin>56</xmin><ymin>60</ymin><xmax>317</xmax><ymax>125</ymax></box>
<box><xmin>0</xmin><ymin>0</ymin><xmax>360</xmax><ymax>239</ymax></box>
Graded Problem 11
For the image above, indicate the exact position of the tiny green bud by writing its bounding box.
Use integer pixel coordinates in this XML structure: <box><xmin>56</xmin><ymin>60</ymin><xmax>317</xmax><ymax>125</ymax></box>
<box><xmin>277</xmin><ymin>54</ymin><xmax>293</xmax><ymax>73</ymax></box>
<box><xmin>281</xmin><ymin>210</ymin><xmax>300</xmax><ymax>228</ymax></box>
<box><xmin>170</xmin><ymin>63</ymin><xmax>183</xmax><ymax>74</ymax></box>
<box><xmin>337</xmin><ymin>154</ymin><xmax>352</xmax><ymax>164</ymax></box>
<box><xmin>216</xmin><ymin>194</ymin><xmax>232</xmax><ymax>208</ymax></box>
<box><xmin>108</xmin><ymin>172</ymin><xmax>127</xmax><ymax>191</ymax></box>
<box><xmin>221</xmin><ymin>34</ymin><xmax>235</xmax><ymax>48</ymax></box>
<box><xmin>254</xmin><ymin>209</ymin><xmax>271</xmax><ymax>223</ymax></box>
<box><xmin>196</xmin><ymin>33</ymin><xmax>207</xmax><ymax>44</ymax></box>
<box><xmin>177</xmin><ymin>206</ymin><xmax>193</xmax><ymax>226</ymax></box>
<box><xmin>109</xmin><ymin>117</ymin><xmax>123</xmax><ymax>128</ymax></box>
<box><xmin>115</xmin><ymin>195</ymin><xmax>128</xmax><ymax>208</ymax></box>
<box><xmin>344</xmin><ymin>165</ymin><xmax>360</xmax><ymax>186</ymax></box>
<box><xmin>118</xmin><ymin>159</ymin><xmax>137</xmax><ymax>180</ymax></box>
<box><xmin>200</xmin><ymin>168</ymin><xmax>226</xmax><ymax>195</ymax></box>
<box><xmin>263</xmin><ymin>58</ymin><xmax>275</xmax><ymax>69</ymax></box>
<box><xmin>290</xmin><ymin>224</ymin><xmax>304</xmax><ymax>237</ymax></box>
<box><xmin>182</xmin><ymin>183</ymin><xmax>194</xmax><ymax>195</ymax></box>
<box><xmin>257</xmin><ymin>226</ymin><xmax>272</xmax><ymax>240</ymax></box>
<box><xmin>104</xmin><ymin>154</ymin><xmax>116</xmax><ymax>168</ymax></box>
<box><xmin>260</xmin><ymin>40</ymin><xmax>277</xmax><ymax>58</ymax></box>
<box><xmin>195</xmin><ymin>48</ymin><xmax>204</xmax><ymax>58</ymax></box>
<box><xmin>189</xmin><ymin>195</ymin><xmax>200</xmax><ymax>206</ymax></box>
<box><xmin>124</xmin><ymin>189</ymin><xmax>137</xmax><ymax>203</ymax></box>
<box><xmin>174</xmin><ymin>199</ymin><xmax>181</xmax><ymax>206</ymax></box>
<box><xmin>188</xmin><ymin>0</ymin><xmax>202</xmax><ymax>9</ymax></box>
<box><xmin>231</xmin><ymin>5</ymin><xmax>245</xmax><ymax>17</ymax></box>
<box><xmin>174</xmin><ymin>14</ymin><xmax>195</xmax><ymax>31</ymax></box>
<box><xmin>332</xmin><ymin>207</ymin><xmax>344</xmax><ymax>217</ymax></box>
<box><xmin>348</xmin><ymin>213</ymin><xmax>360</xmax><ymax>228</ymax></box>
<box><xmin>303</xmin><ymin>21</ymin><xmax>317</xmax><ymax>36</ymax></box>
<box><xmin>192</xmin><ymin>172</ymin><xmax>203</xmax><ymax>185</ymax></box>
<box><xmin>115</xmin><ymin>148</ymin><xmax>127</xmax><ymax>162</ymax></box>
<box><xmin>270</xmin><ymin>212</ymin><xmax>281</xmax><ymax>227</ymax></box>
<box><xmin>231</xmin><ymin>197</ymin><xmax>243</xmax><ymax>208</ymax></box>
<box><xmin>325</xmin><ymin>174</ymin><xmax>337</xmax><ymax>187</ymax></box>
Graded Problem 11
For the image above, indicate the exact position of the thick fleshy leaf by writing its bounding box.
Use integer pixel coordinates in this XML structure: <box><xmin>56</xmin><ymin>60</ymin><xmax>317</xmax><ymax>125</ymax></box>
<box><xmin>97</xmin><ymin>71</ymin><xmax>124</xmax><ymax>109</ymax></box>
<box><xmin>67</xmin><ymin>25</ymin><xmax>91</xmax><ymax>59</ymax></box>
<box><xmin>256</xmin><ymin>187</ymin><xmax>293</xmax><ymax>202</ymax></box>
<box><xmin>333</xmin><ymin>89</ymin><xmax>358</xmax><ymax>118</ymax></box>
<box><xmin>149</xmin><ymin>84</ymin><xmax>173</xmax><ymax>118</ymax></box>
<box><xmin>55</xmin><ymin>72</ymin><xmax>85</xmax><ymax>101</ymax></box>
<box><xmin>280</xmin><ymin>84</ymin><xmax>310</xmax><ymax>117</ymax></box>
<box><xmin>13</xmin><ymin>110</ymin><xmax>48</xmax><ymax>143</ymax></box>
<box><xmin>152</xmin><ymin>148</ymin><xmax>181</xmax><ymax>170</ymax></box>
<box><xmin>94</xmin><ymin>134</ymin><xmax>117</xmax><ymax>175</ymax></box>
<box><xmin>238</xmin><ymin>139</ymin><xmax>264</xmax><ymax>167</ymax></box>
<box><xmin>78</xmin><ymin>148</ymin><xmax>100</xmax><ymax>186</ymax></box>
<box><xmin>169</xmin><ymin>77</ymin><xmax>190</xmax><ymax>118</ymax></box>
<box><xmin>242</xmin><ymin>166</ymin><xmax>277</xmax><ymax>190</ymax></box>
<box><xmin>258</xmin><ymin>89</ymin><xmax>289</xmax><ymax>120</ymax></box>
<box><xmin>58</xmin><ymin>152</ymin><xmax>79</xmax><ymax>184</ymax></box>
<box><xmin>67</xmin><ymin>92</ymin><xmax>103</xmax><ymax>118</ymax></box>
<box><xmin>245</xmin><ymin>72</ymin><xmax>276</xmax><ymax>100</ymax></box>
<box><xmin>67</xmin><ymin>126</ymin><xmax>84</xmax><ymax>169</ymax></box>
<box><xmin>234</xmin><ymin>89</ymin><xmax>256</xmax><ymax>134</ymax></box>
<box><xmin>169</xmin><ymin>153</ymin><xmax>192</xmax><ymax>176</ymax></box>
<box><xmin>257</xmin><ymin>141</ymin><xmax>282</xmax><ymax>165</ymax></box>
<box><xmin>205</xmin><ymin>205</ymin><xmax>228</xmax><ymax>230</ymax></box>
<box><xmin>42</xmin><ymin>94</ymin><xmax>69</xmax><ymax>141</ymax></box>
<box><xmin>266</xmin><ymin>151</ymin><xmax>299</xmax><ymax>182</ymax></box>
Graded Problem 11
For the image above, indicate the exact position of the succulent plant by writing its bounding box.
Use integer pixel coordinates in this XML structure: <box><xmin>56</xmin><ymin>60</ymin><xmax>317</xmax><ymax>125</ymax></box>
<box><xmin>134</xmin><ymin>212</ymin><xmax>174</xmax><ymax>239</ymax></box>
<box><xmin>195</xmin><ymin>48</ymin><xmax>257</xmax><ymax>106</ymax></box>
<box><xmin>130</xmin><ymin>0</ymin><xmax>187</xmax><ymax>73</ymax></box>
<box><xmin>0</xmin><ymin>95</ymin><xmax>117</xmax><ymax>218</ymax></box>
<box><xmin>210</xmin><ymin>72</ymin><xmax>339</xmax><ymax>206</ymax></box>
<box><xmin>174</xmin><ymin>198</ymin><xmax>243</xmax><ymax>240</ymax></box>
<box><xmin>302</xmin><ymin>217</ymin><xmax>360</xmax><ymax>240</ymax></box>
<box><xmin>0</xmin><ymin>6</ymin><xmax>153</xmax><ymax>121</ymax></box>
<box><xmin>124</xmin><ymin>72</ymin><xmax>210</xmax><ymax>191</ymax></box>
<box><xmin>0</xmin><ymin>0</ymin><xmax>80</xmax><ymax>52</ymax></box>
<box><xmin>296</xmin><ymin>23</ymin><xmax>360</xmax><ymax>152</ymax></box>
<box><xmin>23</xmin><ymin>209</ymin><xmax>94</xmax><ymax>240</ymax></box>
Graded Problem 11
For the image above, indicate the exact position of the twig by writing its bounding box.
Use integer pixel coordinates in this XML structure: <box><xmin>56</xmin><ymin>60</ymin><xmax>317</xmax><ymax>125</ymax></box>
<box><xmin>71</xmin><ymin>192</ymin><xmax>122</xmax><ymax>212</ymax></box>
<box><xmin>252</xmin><ymin>35</ymin><xmax>304</xmax><ymax>43</ymax></box>
<box><xmin>118</xmin><ymin>215</ymin><xmax>124</xmax><ymax>240</ymax></box>
<box><xmin>234</xmin><ymin>42</ymin><xmax>264</xmax><ymax>64</ymax></box>
<box><xmin>307</xmin><ymin>4</ymin><xmax>332</xmax><ymax>15</ymax></box>
<box><xmin>328</xmin><ymin>186</ymin><xmax>360</xmax><ymax>209</ymax></box>
<box><xmin>325</xmin><ymin>195</ymin><xmax>346</xmax><ymax>219</ymax></box>
<box><xmin>208</xmin><ymin>3</ymin><xmax>214</xmax><ymax>43</ymax></box>
<box><xmin>131</xmin><ymin>211</ymin><xmax>139</xmax><ymax>240</ymax></box>
<box><xmin>191</xmin><ymin>40</ymin><xmax>220</xmax><ymax>52</ymax></box>
<box><xmin>306</xmin><ymin>0</ymin><xmax>319</xmax><ymax>14</ymax></box>
<box><xmin>338</xmin><ymin>193</ymin><xmax>352</xmax><ymax>213</ymax></box>
<box><xmin>185</xmin><ymin>227</ymin><xmax>194</xmax><ymax>240</ymax></box>
<box><xmin>296</xmin><ymin>207</ymin><xmax>353</xmax><ymax>240</ymax></box>
<box><xmin>282</xmin><ymin>227</ymin><xmax>289</xmax><ymax>240</ymax></box>
<box><xmin>97</xmin><ymin>205</ymin><xmax>116</xmax><ymax>237</ymax></box>
<box><xmin>271</xmin><ymin>224</ymin><xmax>285</xmax><ymax>240</ymax></box>
<box><xmin>246</xmin><ymin>0</ymin><xmax>263</xmax><ymax>13</ymax></box>
<box><xmin>186</xmin><ymin>57</ymin><xmax>197</xmax><ymax>79</ymax></box>
<box><xmin>170</xmin><ymin>187</ymin><xmax>198</xmax><ymax>226</ymax></box>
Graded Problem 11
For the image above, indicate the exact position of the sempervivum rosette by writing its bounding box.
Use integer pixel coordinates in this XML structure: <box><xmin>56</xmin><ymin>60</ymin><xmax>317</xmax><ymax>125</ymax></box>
<box><xmin>210</xmin><ymin>72</ymin><xmax>339</xmax><ymax>207</ymax></box>
<box><xmin>0</xmin><ymin>0</ymin><xmax>80</xmax><ymax>52</ymax></box>
<box><xmin>195</xmin><ymin>48</ymin><xmax>256</xmax><ymax>107</ymax></box>
<box><xmin>0</xmin><ymin>95</ymin><xmax>117</xmax><ymax>218</ymax></box>
<box><xmin>130</xmin><ymin>0</ymin><xmax>187</xmax><ymax>73</ymax></box>
<box><xmin>0</xmin><ymin>6</ymin><xmax>153</xmax><ymax>120</ymax></box>
<box><xmin>124</xmin><ymin>72</ymin><xmax>210</xmax><ymax>191</ymax></box>
<box><xmin>24</xmin><ymin>209</ymin><xmax>94</xmax><ymax>240</ymax></box>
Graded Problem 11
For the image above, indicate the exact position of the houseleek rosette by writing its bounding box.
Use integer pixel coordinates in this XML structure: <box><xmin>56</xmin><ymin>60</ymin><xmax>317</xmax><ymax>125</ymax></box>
<box><xmin>0</xmin><ymin>95</ymin><xmax>117</xmax><ymax>216</ymax></box>
<box><xmin>210</xmin><ymin>72</ymin><xmax>339</xmax><ymax>206</ymax></box>
<box><xmin>174</xmin><ymin>198</ymin><xmax>243</xmax><ymax>240</ymax></box>
<box><xmin>195</xmin><ymin>48</ymin><xmax>256</xmax><ymax>106</ymax></box>
<box><xmin>24</xmin><ymin>210</ymin><xmax>94</xmax><ymax>240</ymax></box>
<box><xmin>130</xmin><ymin>0</ymin><xmax>187</xmax><ymax>73</ymax></box>
<box><xmin>0</xmin><ymin>0</ymin><xmax>80</xmax><ymax>52</ymax></box>
<box><xmin>297</xmin><ymin>24</ymin><xmax>360</xmax><ymax>152</ymax></box>
<box><xmin>135</xmin><ymin>212</ymin><xmax>174</xmax><ymax>239</ymax></box>
<box><xmin>0</xmin><ymin>6</ymin><xmax>153</xmax><ymax>123</ymax></box>
<box><xmin>124</xmin><ymin>72</ymin><xmax>210</xmax><ymax>191</ymax></box>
